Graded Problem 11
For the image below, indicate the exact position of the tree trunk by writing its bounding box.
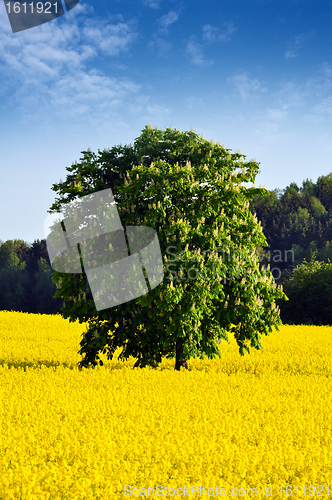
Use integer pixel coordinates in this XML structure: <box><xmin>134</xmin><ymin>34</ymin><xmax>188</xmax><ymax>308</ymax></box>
<box><xmin>175</xmin><ymin>338</ymin><xmax>188</xmax><ymax>371</ymax></box>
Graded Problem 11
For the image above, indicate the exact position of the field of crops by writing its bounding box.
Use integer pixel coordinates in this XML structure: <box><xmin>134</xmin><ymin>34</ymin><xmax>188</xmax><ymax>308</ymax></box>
<box><xmin>0</xmin><ymin>311</ymin><xmax>332</xmax><ymax>499</ymax></box>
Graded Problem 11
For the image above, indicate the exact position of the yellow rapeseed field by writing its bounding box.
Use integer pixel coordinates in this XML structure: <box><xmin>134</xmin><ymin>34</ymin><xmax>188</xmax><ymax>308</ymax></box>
<box><xmin>0</xmin><ymin>311</ymin><xmax>332</xmax><ymax>499</ymax></box>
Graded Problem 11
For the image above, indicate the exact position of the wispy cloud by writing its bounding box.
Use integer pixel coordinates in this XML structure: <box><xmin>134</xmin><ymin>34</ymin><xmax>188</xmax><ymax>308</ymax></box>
<box><xmin>273</xmin><ymin>81</ymin><xmax>307</xmax><ymax>109</ymax></box>
<box><xmin>185</xmin><ymin>35</ymin><xmax>213</xmax><ymax>67</ymax></box>
<box><xmin>311</xmin><ymin>96</ymin><xmax>332</xmax><ymax>117</ymax></box>
<box><xmin>271</xmin><ymin>63</ymin><xmax>332</xmax><ymax>124</ymax></box>
<box><xmin>186</xmin><ymin>22</ymin><xmax>236</xmax><ymax>67</ymax></box>
<box><xmin>81</xmin><ymin>17</ymin><xmax>139</xmax><ymax>56</ymax></box>
<box><xmin>157</xmin><ymin>10</ymin><xmax>180</xmax><ymax>30</ymax></box>
<box><xmin>202</xmin><ymin>23</ymin><xmax>236</xmax><ymax>43</ymax></box>
<box><xmin>0</xmin><ymin>5</ymin><xmax>138</xmax><ymax>77</ymax></box>
<box><xmin>148</xmin><ymin>36</ymin><xmax>173</xmax><ymax>57</ymax></box>
<box><xmin>185</xmin><ymin>96</ymin><xmax>204</xmax><ymax>110</ymax></box>
<box><xmin>146</xmin><ymin>8</ymin><xmax>181</xmax><ymax>58</ymax></box>
<box><xmin>264</xmin><ymin>108</ymin><xmax>288</xmax><ymax>121</ymax></box>
<box><xmin>284</xmin><ymin>32</ymin><xmax>314</xmax><ymax>59</ymax></box>
<box><xmin>308</xmin><ymin>65</ymin><xmax>332</xmax><ymax>120</ymax></box>
<box><xmin>305</xmin><ymin>62</ymin><xmax>332</xmax><ymax>96</ymax></box>
<box><xmin>125</xmin><ymin>94</ymin><xmax>172</xmax><ymax>122</ymax></box>
<box><xmin>0</xmin><ymin>4</ymin><xmax>143</xmax><ymax>120</ymax></box>
<box><xmin>274</xmin><ymin>63</ymin><xmax>332</xmax><ymax>111</ymax></box>
<box><xmin>142</xmin><ymin>0</ymin><xmax>163</xmax><ymax>9</ymax></box>
<box><xmin>148</xmin><ymin>8</ymin><xmax>180</xmax><ymax>56</ymax></box>
<box><xmin>227</xmin><ymin>71</ymin><xmax>267</xmax><ymax>102</ymax></box>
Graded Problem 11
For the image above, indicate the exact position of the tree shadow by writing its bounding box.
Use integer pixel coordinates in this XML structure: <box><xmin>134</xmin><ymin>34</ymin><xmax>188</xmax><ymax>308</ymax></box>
<box><xmin>0</xmin><ymin>359</ymin><xmax>79</xmax><ymax>371</ymax></box>
<box><xmin>0</xmin><ymin>357</ymin><xmax>136</xmax><ymax>371</ymax></box>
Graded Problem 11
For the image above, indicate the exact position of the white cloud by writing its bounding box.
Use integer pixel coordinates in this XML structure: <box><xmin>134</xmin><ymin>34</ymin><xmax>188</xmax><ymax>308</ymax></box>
<box><xmin>157</xmin><ymin>10</ymin><xmax>179</xmax><ymax>30</ymax></box>
<box><xmin>271</xmin><ymin>63</ymin><xmax>332</xmax><ymax>125</ymax></box>
<box><xmin>227</xmin><ymin>71</ymin><xmax>267</xmax><ymax>101</ymax></box>
<box><xmin>252</xmin><ymin>119</ymin><xmax>290</xmax><ymax>145</ymax></box>
<box><xmin>265</xmin><ymin>108</ymin><xmax>288</xmax><ymax>121</ymax></box>
<box><xmin>0</xmin><ymin>6</ymin><xmax>138</xmax><ymax>79</ymax></box>
<box><xmin>0</xmin><ymin>1</ymin><xmax>11</xmax><ymax>32</ymax></box>
<box><xmin>142</xmin><ymin>0</ymin><xmax>163</xmax><ymax>9</ymax></box>
<box><xmin>48</xmin><ymin>71</ymin><xmax>140</xmax><ymax>115</ymax></box>
<box><xmin>305</xmin><ymin>65</ymin><xmax>332</xmax><ymax>121</ymax></box>
<box><xmin>148</xmin><ymin>36</ymin><xmax>172</xmax><ymax>57</ymax></box>
<box><xmin>202</xmin><ymin>23</ymin><xmax>236</xmax><ymax>43</ymax></box>
<box><xmin>148</xmin><ymin>10</ymin><xmax>180</xmax><ymax>57</ymax></box>
<box><xmin>81</xmin><ymin>18</ymin><xmax>139</xmax><ymax>56</ymax></box>
<box><xmin>284</xmin><ymin>32</ymin><xmax>314</xmax><ymax>59</ymax></box>
<box><xmin>311</xmin><ymin>96</ymin><xmax>332</xmax><ymax>117</ymax></box>
<box><xmin>185</xmin><ymin>35</ymin><xmax>213</xmax><ymax>67</ymax></box>
<box><xmin>273</xmin><ymin>81</ymin><xmax>307</xmax><ymax>109</ymax></box>
<box><xmin>185</xmin><ymin>96</ymin><xmax>204</xmax><ymax>110</ymax></box>
<box><xmin>305</xmin><ymin>62</ymin><xmax>332</xmax><ymax>96</ymax></box>
<box><xmin>186</xmin><ymin>22</ymin><xmax>235</xmax><ymax>67</ymax></box>
<box><xmin>125</xmin><ymin>94</ymin><xmax>171</xmax><ymax>122</ymax></box>
<box><xmin>0</xmin><ymin>4</ymin><xmax>143</xmax><ymax>125</ymax></box>
<box><xmin>274</xmin><ymin>64</ymin><xmax>332</xmax><ymax>110</ymax></box>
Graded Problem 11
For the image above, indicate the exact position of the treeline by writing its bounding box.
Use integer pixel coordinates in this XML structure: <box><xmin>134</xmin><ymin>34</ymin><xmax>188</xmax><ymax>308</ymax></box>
<box><xmin>2</xmin><ymin>172</ymin><xmax>332</xmax><ymax>323</ymax></box>
<box><xmin>250</xmin><ymin>173</ymin><xmax>332</xmax><ymax>280</ymax></box>
<box><xmin>250</xmin><ymin>172</ymin><xmax>332</xmax><ymax>325</ymax></box>
<box><xmin>0</xmin><ymin>239</ymin><xmax>62</xmax><ymax>314</ymax></box>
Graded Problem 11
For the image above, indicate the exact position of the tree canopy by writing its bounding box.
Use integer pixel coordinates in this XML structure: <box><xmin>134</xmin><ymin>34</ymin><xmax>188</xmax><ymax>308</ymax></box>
<box><xmin>48</xmin><ymin>125</ymin><xmax>287</xmax><ymax>369</ymax></box>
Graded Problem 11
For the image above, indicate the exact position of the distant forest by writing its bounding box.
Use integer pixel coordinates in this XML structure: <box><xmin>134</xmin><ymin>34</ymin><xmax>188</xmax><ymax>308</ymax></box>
<box><xmin>250</xmin><ymin>172</ymin><xmax>332</xmax><ymax>282</ymax></box>
<box><xmin>2</xmin><ymin>172</ymin><xmax>332</xmax><ymax>318</ymax></box>
<box><xmin>0</xmin><ymin>238</ymin><xmax>62</xmax><ymax>314</ymax></box>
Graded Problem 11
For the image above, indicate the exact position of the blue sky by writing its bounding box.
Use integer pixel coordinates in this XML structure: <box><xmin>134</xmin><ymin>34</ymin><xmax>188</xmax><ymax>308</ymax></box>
<box><xmin>1</xmin><ymin>0</ymin><xmax>332</xmax><ymax>245</ymax></box>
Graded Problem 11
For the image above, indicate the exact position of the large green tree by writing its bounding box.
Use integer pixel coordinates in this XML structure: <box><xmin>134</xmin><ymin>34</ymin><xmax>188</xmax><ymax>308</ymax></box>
<box><xmin>48</xmin><ymin>125</ymin><xmax>287</xmax><ymax>370</ymax></box>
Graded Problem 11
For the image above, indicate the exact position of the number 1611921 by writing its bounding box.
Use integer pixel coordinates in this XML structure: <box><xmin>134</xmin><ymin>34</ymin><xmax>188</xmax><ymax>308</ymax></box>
<box><xmin>278</xmin><ymin>485</ymin><xmax>330</xmax><ymax>496</ymax></box>
<box><xmin>5</xmin><ymin>2</ymin><xmax>58</xmax><ymax>14</ymax></box>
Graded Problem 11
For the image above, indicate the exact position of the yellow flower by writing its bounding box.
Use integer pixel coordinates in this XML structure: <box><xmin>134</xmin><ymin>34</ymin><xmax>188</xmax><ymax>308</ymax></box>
<box><xmin>1</xmin><ymin>311</ymin><xmax>332</xmax><ymax>499</ymax></box>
